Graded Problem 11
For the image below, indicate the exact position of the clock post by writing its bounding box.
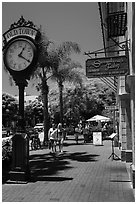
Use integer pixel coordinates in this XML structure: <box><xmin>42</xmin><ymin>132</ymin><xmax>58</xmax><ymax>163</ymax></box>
<box><xmin>16</xmin><ymin>79</ymin><xmax>28</xmax><ymax>131</ymax></box>
<box><xmin>3</xmin><ymin>16</ymin><xmax>40</xmax><ymax>183</ymax></box>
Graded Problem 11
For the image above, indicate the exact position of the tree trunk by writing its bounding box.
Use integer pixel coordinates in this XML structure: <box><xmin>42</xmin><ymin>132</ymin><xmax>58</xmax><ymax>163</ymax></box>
<box><xmin>59</xmin><ymin>82</ymin><xmax>64</xmax><ymax>126</ymax></box>
<box><xmin>42</xmin><ymin>78</ymin><xmax>49</xmax><ymax>144</ymax></box>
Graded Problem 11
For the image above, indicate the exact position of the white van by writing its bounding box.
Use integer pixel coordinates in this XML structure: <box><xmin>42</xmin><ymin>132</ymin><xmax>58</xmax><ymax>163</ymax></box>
<box><xmin>34</xmin><ymin>123</ymin><xmax>44</xmax><ymax>132</ymax></box>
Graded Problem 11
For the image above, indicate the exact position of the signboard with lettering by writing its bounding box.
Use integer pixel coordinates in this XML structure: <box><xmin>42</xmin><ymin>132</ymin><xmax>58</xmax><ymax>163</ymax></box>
<box><xmin>105</xmin><ymin>105</ymin><xmax>118</xmax><ymax>110</ymax></box>
<box><xmin>86</xmin><ymin>55</ymin><xmax>129</xmax><ymax>78</ymax></box>
<box><xmin>3</xmin><ymin>27</ymin><xmax>38</xmax><ymax>43</ymax></box>
<box><xmin>3</xmin><ymin>16</ymin><xmax>40</xmax><ymax>47</ymax></box>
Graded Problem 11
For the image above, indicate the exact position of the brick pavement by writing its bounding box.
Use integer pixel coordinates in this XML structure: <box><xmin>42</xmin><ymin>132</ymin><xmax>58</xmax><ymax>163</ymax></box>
<box><xmin>2</xmin><ymin>137</ymin><xmax>135</xmax><ymax>202</ymax></box>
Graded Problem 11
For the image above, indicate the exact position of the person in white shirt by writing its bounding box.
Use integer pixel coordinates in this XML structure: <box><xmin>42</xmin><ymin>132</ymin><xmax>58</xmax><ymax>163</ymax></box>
<box><xmin>50</xmin><ymin>123</ymin><xmax>64</xmax><ymax>153</ymax></box>
<box><xmin>57</xmin><ymin>123</ymin><xmax>64</xmax><ymax>153</ymax></box>
<box><xmin>48</xmin><ymin>123</ymin><xmax>56</xmax><ymax>153</ymax></box>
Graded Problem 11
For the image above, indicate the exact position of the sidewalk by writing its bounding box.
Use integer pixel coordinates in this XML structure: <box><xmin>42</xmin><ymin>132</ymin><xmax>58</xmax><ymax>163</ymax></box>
<box><xmin>2</xmin><ymin>138</ymin><xmax>135</xmax><ymax>202</ymax></box>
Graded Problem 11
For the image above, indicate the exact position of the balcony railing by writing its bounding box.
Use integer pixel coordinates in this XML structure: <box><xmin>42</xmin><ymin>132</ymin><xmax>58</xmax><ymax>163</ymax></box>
<box><xmin>107</xmin><ymin>12</ymin><xmax>127</xmax><ymax>38</ymax></box>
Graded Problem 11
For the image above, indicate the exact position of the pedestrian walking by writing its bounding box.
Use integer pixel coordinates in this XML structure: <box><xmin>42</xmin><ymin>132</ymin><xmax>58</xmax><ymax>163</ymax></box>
<box><xmin>31</xmin><ymin>130</ymin><xmax>41</xmax><ymax>150</ymax></box>
<box><xmin>74</xmin><ymin>125</ymin><xmax>80</xmax><ymax>144</ymax></box>
<box><xmin>38</xmin><ymin>131</ymin><xmax>44</xmax><ymax>148</ymax></box>
<box><xmin>50</xmin><ymin>123</ymin><xmax>64</xmax><ymax>153</ymax></box>
<box><xmin>57</xmin><ymin>123</ymin><xmax>64</xmax><ymax>153</ymax></box>
<box><xmin>48</xmin><ymin>123</ymin><xmax>56</xmax><ymax>153</ymax></box>
<box><xmin>83</xmin><ymin>124</ymin><xmax>89</xmax><ymax>143</ymax></box>
<box><xmin>63</xmin><ymin>123</ymin><xmax>67</xmax><ymax>140</ymax></box>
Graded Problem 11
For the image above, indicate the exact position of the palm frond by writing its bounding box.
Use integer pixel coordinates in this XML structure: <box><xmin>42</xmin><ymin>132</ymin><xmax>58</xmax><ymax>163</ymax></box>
<box><xmin>64</xmin><ymin>70</ymin><xmax>83</xmax><ymax>86</ymax></box>
<box><xmin>55</xmin><ymin>41</ymin><xmax>81</xmax><ymax>60</ymax></box>
<box><xmin>3</xmin><ymin>64</ymin><xmax>14</xmax><ymax>86</ymax></box>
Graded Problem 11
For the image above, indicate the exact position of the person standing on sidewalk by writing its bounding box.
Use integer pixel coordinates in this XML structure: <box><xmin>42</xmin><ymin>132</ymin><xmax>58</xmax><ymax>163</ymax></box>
<box><xmin>50</xmin><ymin>123</ymin><xmax>64</xmax><ymax>153</ymax></box>
<box><xmin>48</xmin><ymin>123</ymin><xmax>56</xmax><ymax>153</ymax></box>
<box><xmin>83</xmin><ymin>124</ymin><xmax>89</xmax><ymax>143</ymax></box>
<box><xmin>57</xmin><ymin>123</ymin><xmax>64</xmax><ymax>153</ymax></box>
<box><xmin>74</xmin><ymin>125</ymin><xmax>80</xmax><ymax>144</ymax></box>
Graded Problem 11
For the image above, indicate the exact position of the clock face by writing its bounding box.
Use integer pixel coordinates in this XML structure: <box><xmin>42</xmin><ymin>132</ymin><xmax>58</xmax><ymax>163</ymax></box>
<box><xmin>5</xmin><ymin>39</ymin><xmax>35</xmax><ymax>71</ymax></box>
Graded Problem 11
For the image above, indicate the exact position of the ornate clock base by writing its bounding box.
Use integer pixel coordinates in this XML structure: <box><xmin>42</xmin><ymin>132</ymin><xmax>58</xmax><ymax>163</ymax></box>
<box><xmin>8</xmin><ymin>169</ymin><xmax>30</xmax><ymax>184</ymax></box>
<box><xmin>9</xmin><ymin>132</ymin><xmax>30</xmax><ymax>183</ymax></box>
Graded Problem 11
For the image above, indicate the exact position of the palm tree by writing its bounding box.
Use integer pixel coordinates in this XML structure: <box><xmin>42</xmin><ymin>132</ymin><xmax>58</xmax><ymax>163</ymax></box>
<box><xmin>50</xmin><ymin>41</ymin><xmax>83</xmax><ymax>126</ymax></box>
<box><xmin>31</xmin><ymin>29</ymin><xmax>54</xmax><ymax>143</ymax></box>
<box><xmin>32</xmin><ymin>33</ymin><xmax>83</xmax><ymax>141</ymax></box>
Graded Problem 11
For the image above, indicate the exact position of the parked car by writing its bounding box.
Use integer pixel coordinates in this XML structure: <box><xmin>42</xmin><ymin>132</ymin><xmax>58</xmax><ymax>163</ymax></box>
<box><xmin>34</xmin><ymin>123</ymin><xmax>44</xmax><ymax>132</ymax></box>
<box><xmin>66</xmin><ymin>126</ymin><xmax>75</xmax><ymax>135</ymax></box>
<box><xmin>2</xmin><ymin>127</ymin><xmax>7</xmax><ymax>138</ymax></box>
<box><xmin>2</xmin><ymin>126</ymin><xmax>12</xmax><ymax>138</ymax></box>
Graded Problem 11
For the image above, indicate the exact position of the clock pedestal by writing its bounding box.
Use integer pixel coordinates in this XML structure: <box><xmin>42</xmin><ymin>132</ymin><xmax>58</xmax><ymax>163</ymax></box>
<box><xmin>9</xmin><ymin>132</ymin><xmax>30</xmax><ymax>183</ymax></box>
<box><xmin>9</xmin><ymin>80</ymin><xmax>30</xmax><ymax>183</ymax></box>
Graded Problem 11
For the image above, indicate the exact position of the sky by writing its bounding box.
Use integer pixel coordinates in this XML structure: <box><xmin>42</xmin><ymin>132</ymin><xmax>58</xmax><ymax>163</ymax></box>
<box><xmin>2</xmin><ymin>1</ymin><xmax>104</xmax><ymax>96</ymax></box>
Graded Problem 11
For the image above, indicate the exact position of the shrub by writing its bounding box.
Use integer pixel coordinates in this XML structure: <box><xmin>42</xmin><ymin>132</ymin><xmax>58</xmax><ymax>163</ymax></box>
<box><xmin>2</xmin><ymin>139</ymin><xmax>12</xmax><ymax>162</ymax></box>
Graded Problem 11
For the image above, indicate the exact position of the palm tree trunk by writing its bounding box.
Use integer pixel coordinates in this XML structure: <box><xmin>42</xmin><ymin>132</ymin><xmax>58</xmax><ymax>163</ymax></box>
<box><xmin>42</xmin><ymin>78</ymin><xmax>49</xmax><ymax>144</ymax></box>
<box><xmin>59</xmin><ymin>82</ymin><xmax>64</xmax><ymax>126</ymax></box>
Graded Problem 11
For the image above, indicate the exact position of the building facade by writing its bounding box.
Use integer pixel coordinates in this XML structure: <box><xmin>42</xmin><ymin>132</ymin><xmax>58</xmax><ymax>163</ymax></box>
<box><xmin>98</xmin><ymin>2</ymin><xmax>135</xmax><ymax>188</ymax></box>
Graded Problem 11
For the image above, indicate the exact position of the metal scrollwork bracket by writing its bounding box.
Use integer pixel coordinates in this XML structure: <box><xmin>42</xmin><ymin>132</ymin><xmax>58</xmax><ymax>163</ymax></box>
<box><xmin>10</xmin><ymin>15</ymin><xmax>37</xmax><ymax>29</ymax></box>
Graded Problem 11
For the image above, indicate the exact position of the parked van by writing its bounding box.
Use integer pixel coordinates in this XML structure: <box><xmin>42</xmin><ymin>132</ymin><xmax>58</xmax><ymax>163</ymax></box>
<box><xmin>34</xmin><ymin>123</ymin><xmax>44</xmax><ymax>132</ymax></box>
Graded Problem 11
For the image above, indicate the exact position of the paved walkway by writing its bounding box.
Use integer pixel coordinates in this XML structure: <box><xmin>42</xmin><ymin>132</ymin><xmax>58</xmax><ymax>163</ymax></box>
<box><xmin>2</xmin><ymin>137</ymin><xmax>135</xmax><ymax>202</ymax></box>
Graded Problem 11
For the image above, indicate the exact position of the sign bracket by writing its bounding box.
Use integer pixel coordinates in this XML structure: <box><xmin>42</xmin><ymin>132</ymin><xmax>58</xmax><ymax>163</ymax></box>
<box><xmin>84</xmin><ymin>40</ymin><xmax>130</xmax><ymax>58</ymax></box>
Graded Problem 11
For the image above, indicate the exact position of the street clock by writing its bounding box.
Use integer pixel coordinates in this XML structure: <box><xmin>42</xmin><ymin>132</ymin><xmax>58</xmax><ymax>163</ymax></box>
<box><xmin>3</xmin><ymin>16</ymin><xmax>41</xmax><ymax>81</ymax></box>
<box><xmin>4</xmin><ymin>38</ymin><xmax>37</xmax><ymax>72</ymax></box>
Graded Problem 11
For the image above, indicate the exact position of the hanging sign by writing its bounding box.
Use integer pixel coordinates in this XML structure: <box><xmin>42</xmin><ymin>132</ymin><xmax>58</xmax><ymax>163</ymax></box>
<box><xmin>86</xmin><ymin>55</ymin><xmax>128</xmax><ymax>78</ymax></box>
<box><xmin>105</xmin><ymin>105</ymin><xmax>118</xmax><ymax>110</ymax></box>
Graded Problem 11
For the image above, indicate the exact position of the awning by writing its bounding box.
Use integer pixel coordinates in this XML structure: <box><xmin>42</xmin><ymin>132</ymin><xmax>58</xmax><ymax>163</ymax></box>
<box><xmin>87</xmin><ymin>115</ymin><xmax>110</xmax><ymax>122</ymax></box>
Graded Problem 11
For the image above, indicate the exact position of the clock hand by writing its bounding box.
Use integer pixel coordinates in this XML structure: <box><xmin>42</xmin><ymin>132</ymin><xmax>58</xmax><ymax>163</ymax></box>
<box><xmin>18</xmin><ymin>55</ymin><xmax>31</xmax><ymax>63</ymax></box>
<box><xmin>18</xmin><ymin>49</ymin><xmax>24</xmax><ymax>57</ymax></box>
<box><xmin>18</xmin><ymin>45</ymin><xmax>26</xmax><ymax>56</ymax></box>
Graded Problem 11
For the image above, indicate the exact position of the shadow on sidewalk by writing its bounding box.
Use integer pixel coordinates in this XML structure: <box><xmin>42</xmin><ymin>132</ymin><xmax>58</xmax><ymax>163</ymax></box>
<box><xmin>2</xmin><ymin>160</ymin><xmax>11</xmax><ymax>184</ymax></box>
<box><xmin>63</xmin><ymin>142</ymin><xmax>93</xmax><ymax>147</ymax></box>
<box><xmin>29</xmin><ymin>151</ymin><xmax>100</xmax><ymax>182</ymax></box>
<box><xmin>2</xmin><ymin>150</ymin><xmax>100</xmax><ymax>184</ymax></box>
<box><xmin>110</xmin><ymin>179</ymin><xmax>131</xmax><ymax>182</ymax></box>
<box><xmin>61</xmin><ymin>151</ymin><xmax>99</xmax><ymax>162</ymax></box>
